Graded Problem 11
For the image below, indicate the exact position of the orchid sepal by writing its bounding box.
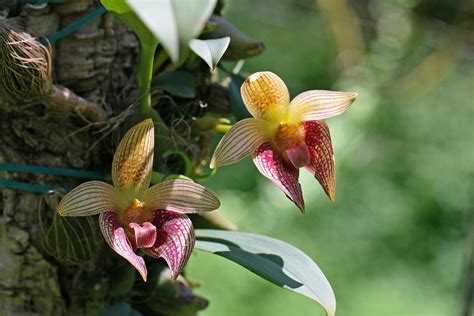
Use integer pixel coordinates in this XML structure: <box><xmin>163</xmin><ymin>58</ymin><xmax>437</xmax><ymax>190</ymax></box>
<box><xmin>57</xmin><ymin>181</ymin><xmax>118</xmax><ymax>217</ymax></box>
<box><xmin>112</xmin><ymin>118</ymin><xmax>154</xmax><ymax>196</ymax></box>
<box><xmin>140</xmin><ymin>180</ymin><xmax>221</xmax><ymax>214</ymax></box>
<box><xmin>210</xmin><ymin>118</ymin><xmax>269</xmax><ymax>169</ymax></box>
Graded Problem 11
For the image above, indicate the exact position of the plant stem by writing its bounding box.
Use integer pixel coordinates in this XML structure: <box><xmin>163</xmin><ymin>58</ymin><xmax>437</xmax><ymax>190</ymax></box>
<box><xmin>135</xmin><ymin>38</ymin><xmax>173</xmax><ymax>157</ymax></box>
<box><xmin>137</xmin><ymin>40</ymin><xmax>158</xmax><ymax>113</ymax></box>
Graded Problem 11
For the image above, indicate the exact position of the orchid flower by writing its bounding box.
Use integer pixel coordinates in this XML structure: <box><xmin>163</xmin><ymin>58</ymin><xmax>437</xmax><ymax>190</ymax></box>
<box><xmin>57</xmin><ymin>119</ymin><xmax>220</xmax><ymax>281</ymax></box>
<box><xmin>210</xmin><ymin>71</ymin><xmax>357</xmax><ymax>212</ymax></box>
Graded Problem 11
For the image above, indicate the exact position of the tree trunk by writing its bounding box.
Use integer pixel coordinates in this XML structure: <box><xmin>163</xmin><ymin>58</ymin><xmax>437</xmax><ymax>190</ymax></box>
<box><xmin>0</xmin><ymin>1</ymin><xmax>218</xmax><ymax>315</ymax></box>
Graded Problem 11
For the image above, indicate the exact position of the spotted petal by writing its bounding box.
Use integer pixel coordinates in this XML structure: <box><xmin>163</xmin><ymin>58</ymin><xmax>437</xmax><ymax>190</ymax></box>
<box><xmin>144</xmin><ymin>210</ymin><xmax>195</xmax><ymax>280</ymax></box>
<box><xmin>253</xmin><ymin>142</ymin><xmax>305</xmax><ymax>212</ymax></box>
<box><xmin>241</xmin><ymin>71</ymin><xmax>289</xmax><ymax>122</ymax></box>
<box><xmin>141</xmin><ymin>180</ymin><xmax>220</xmax><ymax>214</ymax></box>
<box><xmin>304</xmin><ymin>121</ymin><xmax>335</xmax><ymax>201</ymax></box>
<box><xmin>99</xmin><ymin>211</ymin><xmax>148</xmax><ymax>281</ymax></box>
<box><xmin>210</xmin><ymin>118</ymin><xmax>268</xmax><ymax>168</ymax></box>
<box><xmin>112</xmin><ymin>119</ymin><xmax>154</xmax><ymax>195</ymax></box>
<box><xmin>288</xmin><ymin>90</ymin><xmax>357</xmax><ymax>122</ymax></box>
<box><xmin>57</xmin><ymin>181</ymin><xmax>117</xmax><ymax>216</ymax></box>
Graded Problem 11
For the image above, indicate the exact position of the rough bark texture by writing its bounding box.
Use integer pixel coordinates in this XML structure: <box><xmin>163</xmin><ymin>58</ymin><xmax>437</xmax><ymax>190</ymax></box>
<box><xmin>0</xmin><ymin>1</ymin><xmax>137</xmax><ymax>315</ymax></box>
<box><xmin>0</xmin><ymin>1</ymin><xmax>220</xmax><ymax>315</ymax></box>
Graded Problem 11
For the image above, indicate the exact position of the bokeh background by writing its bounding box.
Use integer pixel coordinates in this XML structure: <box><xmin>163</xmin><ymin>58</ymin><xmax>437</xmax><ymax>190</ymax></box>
<box><xmin>189</xmin><ymin>0</ymin><xmax>474</xmax><ymax>315</ymax></box>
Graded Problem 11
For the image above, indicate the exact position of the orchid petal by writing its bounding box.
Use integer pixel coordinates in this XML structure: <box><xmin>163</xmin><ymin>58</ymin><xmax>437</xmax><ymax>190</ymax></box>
<box><xmin>141</xmin><ymin>180</ymin><xmax>220</xmax><ymax>214</ymax></box>
<box><xmin>289</xmin><ymin>90</ymin><xmax>357</xmax><ymax>122</ymax></box>
<box><xmin>210</xmin><ymin>118</ymin><xmax>268</xmax><ymax>168</ymax></box>
<box><xmin>304</xmin><ymin>121</ymin><xmax>336</xmax><ymax>201</ymax></box>
<box><xmin>99</xmin><ymin>211</ymin><xmax>148</xmax><ymax>281</ymax></box>
<box><xmin>253</xmin><ymin>142</ymin><xmax>305</xmax><ymax>212</ymax></box>
<box><xmin>129</xmin><ymin>222</ymin><xmax>157</xmax><ymax>249</ymax></box>
<box><xmin>57</xmin><ymin>181</ymin><xmax>117</xmax><ymax>216</ymax></box>
<box><xmin>112</xmin><ymin>119</ymin><xmax>154</xmax><ymax>195</ymax></box>
<box><xmin>241</xmin><ymin>71</ymin><xmax>289</xmax><ymax>122</ymax></box>
<box><xmin>144</xmin><ymin>210</ymin><xmax>195</xmax><ymax>280</ymax></box>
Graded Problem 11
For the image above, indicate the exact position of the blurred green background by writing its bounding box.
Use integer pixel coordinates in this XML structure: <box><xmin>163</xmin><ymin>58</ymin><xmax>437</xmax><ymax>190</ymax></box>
<box><xmin>189</xmin><ymin>0</ymin><xmax>474</xmax><ymax>315</ymax></box>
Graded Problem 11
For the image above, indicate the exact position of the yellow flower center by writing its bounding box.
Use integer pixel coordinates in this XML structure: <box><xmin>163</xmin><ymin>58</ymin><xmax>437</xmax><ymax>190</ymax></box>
<box><xmin>273</xmin><ymin>122</ymin><xmax>310</xmax><ymax>168</ymax></box>
<box><xmin>274</xmin><ymin>123</ymin><xmax>304</xmax><ymax>150</ymax></box>
<box><xmin>120</xmin><ymin>198</ymin><xmax>154</xmax><ymax>226</ymax></box>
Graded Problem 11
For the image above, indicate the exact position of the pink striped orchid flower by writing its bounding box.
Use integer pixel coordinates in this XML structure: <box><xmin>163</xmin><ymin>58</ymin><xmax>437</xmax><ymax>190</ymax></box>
<box><xmin>57</xmin><ymin>119</ymin><xmax>220</xmax><ymax>281</ymax></box>
<box><xmin>211</xmin><ymin>71</ymin><xmax>357</xmax><ymax>212</ymax></box>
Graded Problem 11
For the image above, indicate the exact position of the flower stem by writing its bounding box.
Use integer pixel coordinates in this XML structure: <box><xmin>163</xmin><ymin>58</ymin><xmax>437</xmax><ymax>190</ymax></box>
<box><xmin>135</xmin><ymin>38</ymin><xmax>173</xmax><ymax>157</ymax></box>
<box><xmin>137</xmin><ymin>40</ymin><xmax>158</xmax><ymax>114</ymax></box>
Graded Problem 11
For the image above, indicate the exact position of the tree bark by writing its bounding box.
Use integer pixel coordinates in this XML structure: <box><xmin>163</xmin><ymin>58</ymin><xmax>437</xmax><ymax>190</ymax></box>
<box><xmin>0</xmin><ymin>1</ymin><xmax>216</xmax><ymax>315</ymax></box>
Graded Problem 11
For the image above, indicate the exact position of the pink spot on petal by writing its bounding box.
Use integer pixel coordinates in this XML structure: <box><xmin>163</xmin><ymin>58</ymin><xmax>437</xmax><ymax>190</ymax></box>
<box><xmin>253</xmin><ymin>142</ymin><xmax>305</xmax><ymax>212</ymax></box>
<box><xmin>99</xmin><ymin>211</ymin><xmax>148</xmax><ymax>281</ymax></box>
<box><xmin>303</xmin><ymin>120</ymin><xmax>336</xmax><ymax>201</ymax></box>
<box><xmin>143</xmin><ymin>210</ymin><xmax>195</xmax><ymax>280</ymax></box>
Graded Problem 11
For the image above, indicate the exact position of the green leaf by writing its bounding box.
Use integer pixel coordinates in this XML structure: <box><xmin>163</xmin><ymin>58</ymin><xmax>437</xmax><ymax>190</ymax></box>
<box><xmin>100</xmin><ymin>0</ymin><xmax>155</xmax><ymax>43</ymax></box>
<box><xmin>195</xmin><ymin>229</ymin><xmax>336</xmax><ymax>316</ymax></box>
<box><xmin>189</xmin><ymin>37</ymin><xmax>230</xmax><ymax>70</ymax></box>
<box><xmin>203</xmin><ymin>15</ymin><xmax>265</xmax><ymax>61</ymax></box>
<box><xmin>127</xmin><ymin>0</ymin><xmax>217</xmax><ymax>62</ymax></box>
<box><xmin>229</xmin><ymin>74</ymin><xmax>252</xmax><ymax>120</ymax></box>
<box><xmin>152</xmin><ymin>71</ymin><xmax>196</xmax><ymax>98</ymax></box>
<box><xmin>109</xmin><ymin>264</ymin><xmax>136</xmax><ymax>297</ymax></box>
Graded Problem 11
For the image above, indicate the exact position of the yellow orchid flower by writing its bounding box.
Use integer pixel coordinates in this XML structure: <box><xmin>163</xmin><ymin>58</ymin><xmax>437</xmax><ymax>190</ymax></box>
<box><xmin>211</xmin><ymin>71</ymin><xmax>357</xmax><ymax>212</ymax></box>
<box><xmin>57</xmin><ymin>119</ymin><xmax>220</xmax><ymax>281</ymax></box>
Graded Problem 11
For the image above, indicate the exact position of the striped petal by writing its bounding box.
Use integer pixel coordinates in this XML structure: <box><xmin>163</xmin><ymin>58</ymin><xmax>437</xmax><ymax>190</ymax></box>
<box><xmin>112</xmin><ymin>119</ymin><xmax>154</xmax><ymax>195</ymax></box>
<box><xmin>210</xmin><ymin>118</ymin><xmax>268</xmax><ymax>168</ymax></box>
<box><xmin>288</xmin><ymin>90</ymin><xmax>357</xmax><ymax>122</ymax></box>
<box><xmin>99</xmin><ymin>211</ymin><xmax>148</xmax><ymax>281</ymax></box>
<box><xmin>57</xmin><ymin>181</ymin><xmax>117</xmax><ymax>216</ymax></box>
<box><xmin>144</xmin><ymin>210</ymin><xmax>195</xmax><ymax>280</ymax></box>
<box><xmin>141</xmin><ymin>180</ymin><xmax>220</xmax><ymax>214</ymax></box>
<box><xmin>253</xmin><ymin>142</ymin><xmax>305</xmax><ymax>212</ymax></box>
<box><xmin>241</xmin><ymin>71</ymin><xmax>289</xmax><ymax>122</ymax></box>
<box><xmin>304</xmin><ymin>121</ymin><xmax>335</xmax><ymax>201</ymax></box>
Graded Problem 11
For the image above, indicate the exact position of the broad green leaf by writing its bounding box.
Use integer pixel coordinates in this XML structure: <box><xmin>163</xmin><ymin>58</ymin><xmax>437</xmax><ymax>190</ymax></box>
<box><xmin>152</xmin><ymin>71</ymin><xmax>196</xmax><ymax>98</ymax></box>
<box><xmin>127</xmin><ymin>0</ymin><xmax>217</xmax><ymax>62</ymax></box>
<box><xmin>189</xmin><ymin>37</ymin><xmax>230</xmax><ymax>70</ymax></box>
<box><xmin>195</xmin><ymin>229</ymin><xmax>336</xmax><ymax>316</ymax></box>
<box><xmin>229</xmin><ymin>74</ymin><xmax>252</xmax><ymax>120</ymax></box>
<box><xmin>100</xmin><ymin>0</ymin><xmax>155</xmax><ymax>43</ymax></box>
<box><xmin>203</xmin><ymin>15</ymin><xmax>265</xmax><ymax>61</ymax></box>
<box><xmin>109</xmin><ymin>264</ymin><xmax>136</xmax><ymax>297</ymax></box>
